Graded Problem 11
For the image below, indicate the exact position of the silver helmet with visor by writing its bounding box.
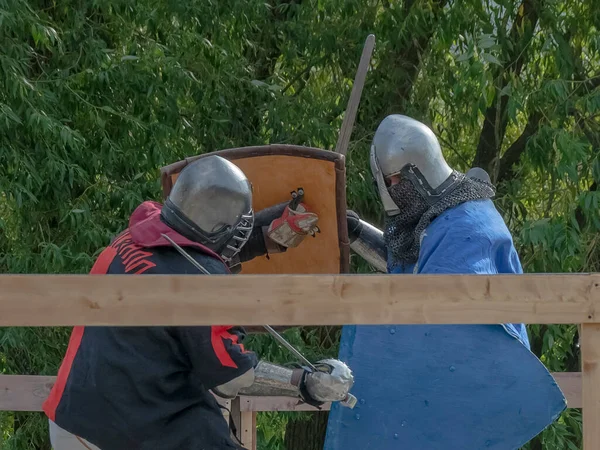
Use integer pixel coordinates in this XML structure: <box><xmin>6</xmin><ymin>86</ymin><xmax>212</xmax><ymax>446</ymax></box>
<box><xmin>161</xmin><ymin>155</ymin><xmax>254</xmax><ymax>264</ymax></box>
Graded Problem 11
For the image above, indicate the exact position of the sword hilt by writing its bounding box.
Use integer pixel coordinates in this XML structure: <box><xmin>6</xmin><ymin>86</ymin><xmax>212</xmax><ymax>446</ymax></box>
<box><xmin>341</xmin><ymin>393</ymin><xmax>358</xmax><ymax>409</ymax></box>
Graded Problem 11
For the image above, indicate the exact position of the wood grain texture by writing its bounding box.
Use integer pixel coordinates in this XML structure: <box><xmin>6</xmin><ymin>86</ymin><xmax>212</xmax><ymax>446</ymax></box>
<box><xmin>0</xmin><ymin>274</ymin><xmax>598</xmax><ymax>326</ymax></box>
<box><xmin>0</xmin><ymin>375</ymin><xmax>55</xmax><ymax>411</ymax></box>
<box><xmin>582</xmin><ymin>324</ymin><xmax>600</xmax><ymax>449</ymax></box>
<box><xmin>0</xmin><ymin>374</ymin><xmax>582</xmax><ymax>412</ymax></box>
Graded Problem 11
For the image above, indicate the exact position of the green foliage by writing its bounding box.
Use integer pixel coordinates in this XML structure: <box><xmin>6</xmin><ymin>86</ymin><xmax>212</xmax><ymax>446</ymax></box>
<box><xmin>1</xmin><ymin>0</ymin><xmax>598</xmax><ymax>448</ymax></box>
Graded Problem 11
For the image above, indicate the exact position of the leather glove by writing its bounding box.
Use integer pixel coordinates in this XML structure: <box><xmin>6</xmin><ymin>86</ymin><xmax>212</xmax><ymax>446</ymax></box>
<box><xmin>267</xmin><ymin>188</ymin><xmax>319</xmax><ymax>248</ymax></box>
<box><xmin>303</xmin><ymin>359</ymin><xmax>354</xmax><ymax>403</ymax></box>
<box><xmin>347</xmin><ymin>210</ymin><xmax>362</xmax><ymax>244</ymax></box>
<box><xmin>254</xmin><ymin>201</ymin><xmax>288</xmax><ymax>227</ymax></box>
<box><xmin>236</xmin><ymin>195</ymin><xmax>319</xmax><ymax>264</ymax></box>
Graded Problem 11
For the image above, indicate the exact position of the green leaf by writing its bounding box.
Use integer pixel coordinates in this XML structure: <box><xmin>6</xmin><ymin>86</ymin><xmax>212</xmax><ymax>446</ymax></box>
<box><xmin>481</xmin><ymin>52</ymin><xmax>502</xmax><ymax>66</ymax></box>
<box><xmin>593</xmin><ymin>158</ymin><xmax>600</xmax><ymax>183</ymax></box>
<box><xmin>455</xmin><ymin>52</ymin><xmax>472</xmax><ymax>62</ymax></box>
<box><xmin>477</xmin><ymin>37</ymin><xmax>495</xmax><ymax>49</ymax></box>
<box><xmin>100</xmin><ymin>106</ymin><xmax>117</xmax><ymax>114</ymax></box>
<box><xmin>251</xmin><ymin>80</ymin><xmax>269</xmax><ymax>88</ymax></box>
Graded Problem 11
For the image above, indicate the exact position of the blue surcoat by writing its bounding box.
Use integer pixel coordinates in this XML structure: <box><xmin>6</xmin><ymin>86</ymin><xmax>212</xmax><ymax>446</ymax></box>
<box><xmin>323</xmin><ymin>199</ymin><xmax>565</xmax><ymax>450</ymax></box>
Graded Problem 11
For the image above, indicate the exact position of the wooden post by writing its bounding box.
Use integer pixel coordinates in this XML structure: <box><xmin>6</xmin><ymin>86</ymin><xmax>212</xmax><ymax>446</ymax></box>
<box><xmin>214</xmin><ymin>397</ymin><xmax>231</xmax><ymax>427</ymax></box>
<box><xmin>582</xmin><ymin>323</ymin><xmax>600</xmax><ymax>449</ymax></box>
<box><xmin>240</xmin><ymin>411</ymin><xmax>257</xmax><ymax>450</ymax></box>
<box><xmin>230</xmin><ymin>397</ymin><xmax>243</xmax><ymax>444</ymax></box>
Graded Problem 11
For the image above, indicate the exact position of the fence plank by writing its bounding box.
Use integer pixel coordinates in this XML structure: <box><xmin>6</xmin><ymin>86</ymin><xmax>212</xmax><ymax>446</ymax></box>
<box><xmin>0</xmin><ymin>274</ymin><xmax>598</xmax><ymax>326</ymax></box>
<box><xmin>552</xmin><ymin>372</ymin><xmax>582</xmax><ymax>409</ymax></box>
<box><xmin>239</xmin><ymin>396</ymin><xmax>332</xmax><ymax>412</ymax></box>
<box><xmin>0</xmin><ymin>375</ymin><xmax>54</xmax><ymax>411</ymax></box>
<box><xmin>0</xmin><ymin>373</ymin><xmax>582</xmax><ymax>412</ymax></box>
<box><xmin>582</xmin><ymin>324</ymin><xmax>600</xmax><ymax>449</ymax></box>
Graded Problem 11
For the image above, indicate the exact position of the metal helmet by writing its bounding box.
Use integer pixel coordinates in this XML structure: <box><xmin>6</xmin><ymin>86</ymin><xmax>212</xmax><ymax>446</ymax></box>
<box><xmin>370</xmin><ymin>114</ymin><xmax>455</xmax><ymax>216</ymax></box>
<box><xmin>161</xmin><ymin>155</ymin><xmax>254</xmax><ymax>263</ymax></box>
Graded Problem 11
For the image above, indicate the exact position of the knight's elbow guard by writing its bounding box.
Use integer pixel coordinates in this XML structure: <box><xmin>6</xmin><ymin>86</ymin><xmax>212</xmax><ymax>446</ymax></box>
<box><xmin>347</xmin><ymin>210</ymin><xmax>387</xmax><ymax>273</ymax></box>
<box><xmin>213</xmin><ymin>368</ymin><xmax>256</xmax><ymax>399</ymax></box>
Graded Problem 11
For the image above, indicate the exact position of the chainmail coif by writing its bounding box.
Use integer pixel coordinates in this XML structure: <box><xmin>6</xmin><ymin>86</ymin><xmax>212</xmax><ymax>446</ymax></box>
<box><xmin>384</xmin><ymin>171</ymin><xmax>496</xmax><ymax>269</ymax></box>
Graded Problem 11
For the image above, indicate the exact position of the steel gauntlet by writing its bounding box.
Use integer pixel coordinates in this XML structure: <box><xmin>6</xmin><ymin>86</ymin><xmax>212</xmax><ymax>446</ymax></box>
<box><xmin>238</xmin><ymin>360</ymin><xmax>354</xmax><ymax>407</ymax></box>
<box><xmin>304</xmin><ymin>359</ymin><xmax>355</xmax><ymax>403</ymax></box>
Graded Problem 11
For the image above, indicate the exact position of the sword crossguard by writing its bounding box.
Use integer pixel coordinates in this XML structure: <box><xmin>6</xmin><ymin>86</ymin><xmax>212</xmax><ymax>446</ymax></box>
<box><xmin>289</xmin><ymin>187</ymin><xmax>305</xmax><ymax>210</ymax></box>
<box><xmin>340</xmin><ymin>393</ymin><xmax>358</xmax><ymax>409</ymax></box>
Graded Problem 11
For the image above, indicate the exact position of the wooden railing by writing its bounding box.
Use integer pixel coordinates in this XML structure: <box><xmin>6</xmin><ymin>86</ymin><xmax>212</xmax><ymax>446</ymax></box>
<box><xmin>0</xmin><ymin>372</ymin><xmax>584</xmax><ymax>449</ymax></box>
<box><xmin>0</xmin><ymin>273</ymin><xmax>598</xmax><ymax>448</ymax></box>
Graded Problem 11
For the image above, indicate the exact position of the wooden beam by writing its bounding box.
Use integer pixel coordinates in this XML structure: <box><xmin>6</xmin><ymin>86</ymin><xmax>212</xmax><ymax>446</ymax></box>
<box><xmin>582</xmin><ymin>324</ymin><xmax>600</xmax><ymax>448</ymax></box>
<box><xmin>0</xmin><ymin>274</ymin><xmax>598</xmax><ymax>326</ymax></box>
<box><xmin>552</xmin><ymin>372</ymin><xmax>582</xmax><ymax>409</ymax></box>
<box><xmin>0</xmin><ymin>373</ymin><xmax>583</xmax><ymax>412</ymax></box>
<box><xmin>239</xmin><ymin>395</ymin><xmax>332</xmax><ymax>412</ymax></box>
<box><xmin>0</xmin><ymin>375</ymin><xmax>54</xmax><ymax>411</ymax></box>
<box><xmin>0</xmin><ymin>375</ymin><xmax>235</xmax><ymax>414</ymax></box>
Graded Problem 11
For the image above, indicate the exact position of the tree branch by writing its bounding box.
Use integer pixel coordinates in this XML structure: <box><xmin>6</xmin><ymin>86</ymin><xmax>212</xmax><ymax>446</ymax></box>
<box><xmin>544</xmin><ymin>172</ymin><xmax>557</xmax><ymax>218</ymax></box>
<box><xmin>473</xmin><ymin>0</ymin><xmax>542</xmax><ymax>177</ymax></box>
<box><xmin>496</xmin><ymin>112</ymin><xmax>542</xmax><ymax>183</ymax></box>
<box><xmin>575</xmin><ymin>181</ymin><xmax>598</xmax><ymax>230</ymax></box>
<box><xmin>281</xmin><ymin>55</ymin><xmax>328</xmax><ymax>95</ymax></box>
<box><xmin>369</xmin><ymin>0</ymin><xmax>448</xmax><ymax>118</ymax></box>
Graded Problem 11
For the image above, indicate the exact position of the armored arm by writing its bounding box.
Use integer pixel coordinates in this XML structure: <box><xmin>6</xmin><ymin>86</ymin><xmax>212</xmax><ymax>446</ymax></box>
<box><xmin>239</xmin><ymin>207</ymin><xmax>388</xmax><ymax>273</ymax></box>
<box><xmin>214</xmin><ymin>360</ymin><xmax>354</xmax><ymax>407</ymax></box>
<box><xmin>347</xmin><ymin>210</ymin><xmax>388</xmax><ymax>273</ymax></box>
<box><xmin>236</xmin><ymin>202</ymin><xmax>290</xmax><ymax>264</ymax></box>
<box><xmin>236</xmin><ymin>362</ymin><xmax>305</xmax><ymax>398</ymax></box>
<box><xmin>231</xmin><ymin>191</ymin><xmax>320</xmax><ymax>271</ymax></box>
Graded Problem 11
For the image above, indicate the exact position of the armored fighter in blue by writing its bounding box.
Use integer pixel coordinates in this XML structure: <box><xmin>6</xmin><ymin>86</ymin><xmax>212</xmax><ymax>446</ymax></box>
<box><xmin>324</xmin><ymin>114</ymin><xmax>567</xmax><ymax>450</ymax></box>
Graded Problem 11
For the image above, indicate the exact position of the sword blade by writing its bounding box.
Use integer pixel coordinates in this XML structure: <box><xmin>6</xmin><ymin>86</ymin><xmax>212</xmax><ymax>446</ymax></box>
<box><xmin>263</xmin><ymin>325</ymin><xmax>317</xmax><ymax>371</ymax></box>
<box><xmin>334</xmin><ymin>34</ymin><xmax>376</xmax><ymax>157</ymax></box>
<box><xmin>160</xmin><ymin>233</ymin><xmax>211</xmax><ymax>274</ymax></box>
<box><xmin>162</xmin><ymin>233</ymin><xmax>357</xmax><ymax>407</ymax></box>
<box><xmin>161</xmin><ymin>234</ymin><xmax>317</xmax><ymax>369</ymax></box>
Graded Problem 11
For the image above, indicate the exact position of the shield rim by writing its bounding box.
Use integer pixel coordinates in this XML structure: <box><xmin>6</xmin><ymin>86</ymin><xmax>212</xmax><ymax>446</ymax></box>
<box><xmin>159</xmin><ymin>144</ymin><xmax>350</xmax><ymax>274</ymax></box>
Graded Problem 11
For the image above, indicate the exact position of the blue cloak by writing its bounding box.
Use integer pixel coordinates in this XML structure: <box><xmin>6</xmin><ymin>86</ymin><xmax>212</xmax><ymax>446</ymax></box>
<box><xmin>324</xmin><ymin>199</ymin><xmax>566</xmax><ymax>450</ymax></box>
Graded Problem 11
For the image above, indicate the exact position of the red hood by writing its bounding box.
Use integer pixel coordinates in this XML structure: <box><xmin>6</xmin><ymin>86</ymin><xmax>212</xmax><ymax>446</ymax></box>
<box><xmin>128</xmin><ymin>201</ymin><xmax>228</xmax><ymax>269</ymax></box>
